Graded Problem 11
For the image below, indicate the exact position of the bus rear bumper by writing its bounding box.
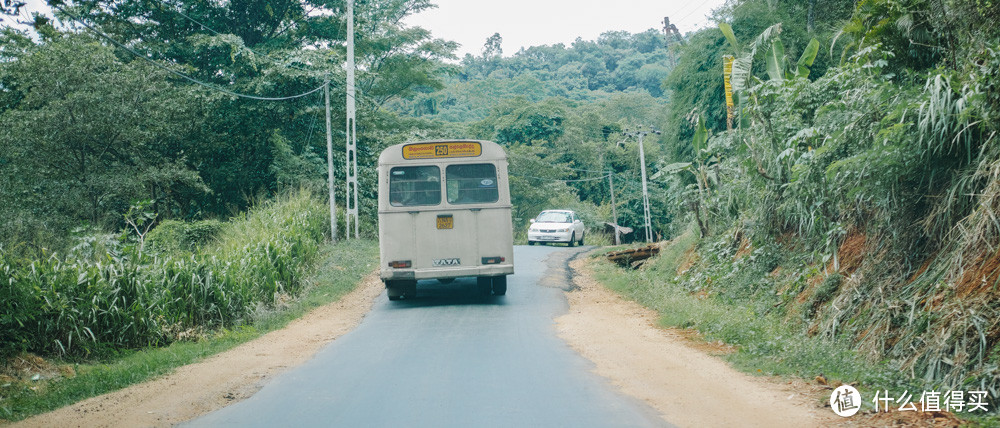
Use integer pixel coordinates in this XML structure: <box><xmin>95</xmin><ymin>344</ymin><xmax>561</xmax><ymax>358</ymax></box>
<box><xmin>381</xmin><ymin>264</ymin><xmax>514</xmax><ymax>281</ymax></box>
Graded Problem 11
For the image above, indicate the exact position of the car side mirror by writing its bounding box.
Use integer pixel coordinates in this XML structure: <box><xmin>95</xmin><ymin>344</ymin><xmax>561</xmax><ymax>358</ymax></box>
<box><xmin>529</xmin><ymin>219</ymin><xmax>535</xmax><ymax>223</ymax></box>
<box><xmin>574</xmin><ymin>219</ymin><xmax>581</xmax><ymax>224</ymax></box>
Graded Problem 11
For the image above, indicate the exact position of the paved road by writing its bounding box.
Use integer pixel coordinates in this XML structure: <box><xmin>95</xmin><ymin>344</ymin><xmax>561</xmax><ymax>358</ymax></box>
<box><xmin>186</xmin><ymin>245</ymin><xmax>670</xmax><ymax>428</ymax></box>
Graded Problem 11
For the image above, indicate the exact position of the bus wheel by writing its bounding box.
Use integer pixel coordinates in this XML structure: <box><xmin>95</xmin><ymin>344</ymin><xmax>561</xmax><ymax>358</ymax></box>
<box><xmin>492</xmin><ymin>276</ymin><xmax>507</xmax><ymax>296</ymax></box>
<box><xmin>476</xmin><ymin>277</ymin><xmax>492</xmax><ymax>296</ymax></box>
<box><xmin>568</xmin><ymin>233</ymin><xmax>576</xmax><ymax>247</ymax></box>
<box><xmin>386</xmin><ymin>280</ymin><xmax>404</xmax><ymax>301</ymax></box>
<box><xmin>528</xmin><ymin>241</ymin><xmax>535</xmax><ymax>246</ymax></box>
<box><xmin>404</xmin><ymin>281</ymin><xmax>417</xmax><ymax>299</ymax></box>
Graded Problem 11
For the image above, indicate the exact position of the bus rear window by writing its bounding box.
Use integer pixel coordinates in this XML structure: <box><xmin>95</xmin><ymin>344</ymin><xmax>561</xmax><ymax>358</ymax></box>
<box><xmin>389</xmin><ymin>166</ymin><xmax>441</xmax><ymax>206</ymax></box>
<box><xmin>446</xmin><ymin>164</ymin><xmax>499</xmax><ymax>204</ymax></box>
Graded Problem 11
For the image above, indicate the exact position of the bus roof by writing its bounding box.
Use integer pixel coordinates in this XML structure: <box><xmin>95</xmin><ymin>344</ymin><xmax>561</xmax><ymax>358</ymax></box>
<box><xmin>378</xmin><ymin>140</ymin><xmax>507</xmax><ymax>165</ymax></box>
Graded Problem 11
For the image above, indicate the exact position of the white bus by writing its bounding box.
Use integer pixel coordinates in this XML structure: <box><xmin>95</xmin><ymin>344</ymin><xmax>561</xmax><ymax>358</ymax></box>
<box><xmin>377</xmin><ymin>140</ymin><xmax>515</xmax><ymax>300</ymax></box>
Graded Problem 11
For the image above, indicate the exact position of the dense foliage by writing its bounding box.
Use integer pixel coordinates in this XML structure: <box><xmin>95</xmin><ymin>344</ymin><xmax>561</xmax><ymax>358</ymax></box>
<box><xmin>0</xmin><ymin>190</ymin><xmax>328</xmax><ymax>358</ymax></box>
<box><xmin>0</xmin><ymin>0</ymin><xmax>452</xmax><ymax>251</ymax></box>
<box><xmin>657</xmin><ymin>0</ymin><xmax>1000</xmax><ymax>397</ymax></box>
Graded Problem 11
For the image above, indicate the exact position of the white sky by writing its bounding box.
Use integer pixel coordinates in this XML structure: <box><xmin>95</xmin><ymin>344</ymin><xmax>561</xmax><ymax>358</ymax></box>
<box><xmin>3</xmin><ymin>0</ymin><xmax>727</xmax><ymax>58</ymax></box>
<box><xmin>404</xmin><ymin>0</ymin><xmax>728</xmax><ymax>58</ymax></box>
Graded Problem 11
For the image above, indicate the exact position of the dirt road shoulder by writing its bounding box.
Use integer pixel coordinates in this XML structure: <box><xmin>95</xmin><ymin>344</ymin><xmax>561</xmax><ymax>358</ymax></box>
<box><xmin>11</xmin><ymin>273</ymin><xmax>384</xmax><ymax>428</ymax></box>
<box><xmin>556</xmin><ymin>256</ymin><xmax>838</xmax><ymax>428</ymax></box>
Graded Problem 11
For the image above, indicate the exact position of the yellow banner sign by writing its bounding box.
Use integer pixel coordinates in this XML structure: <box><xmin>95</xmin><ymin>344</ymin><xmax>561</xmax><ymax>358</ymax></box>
<box><xmin>723</xmin><ymin>55</ymin><xmax>734</xmax><ymax>109</ymax></box>
<box><xmin>402</xmin><ymin>142</ymin><xmax>482</xmax><ymax>159</ymax></box>
<box><xmin>723</xmin><ymin>55</ymin><xmax>735</xmax><ymax>130</ymax></box>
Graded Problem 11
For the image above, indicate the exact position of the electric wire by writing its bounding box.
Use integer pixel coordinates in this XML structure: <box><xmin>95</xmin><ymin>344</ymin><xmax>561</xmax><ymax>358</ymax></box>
<box><xmin>55</xmin><ymin>4</ymin><xmax>327</xmax><ymax>101</ymax></box>
<box><xmin>151</xmin><ymin>2</ymin><xmax>361</xmax><ymax>103</ymax></box>
<box><xmin>674</xmin><ymin>0</ymin><xmax>714</xmax><ymax>26</ymax></box>
<box><xmin>506</xmin><ymin>151</ymin><xmax>611</xmax><ymax>174</ymax></box>
<box><xmin>160</xmin><ymin>0</ymin><xmax>316</xmax><ymax>75</ymax></box>
<box><xmin>518</xmin><ymin>173</ymin><xmax>612</xmax><ymax>183</ymax></box>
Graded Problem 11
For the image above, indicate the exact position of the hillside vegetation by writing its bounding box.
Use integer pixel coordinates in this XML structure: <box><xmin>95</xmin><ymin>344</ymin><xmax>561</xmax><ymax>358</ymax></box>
<box><xmin>666</xmin><ymin>0</ymin><xmax>1000</xmax><ymax>398</ymax></box>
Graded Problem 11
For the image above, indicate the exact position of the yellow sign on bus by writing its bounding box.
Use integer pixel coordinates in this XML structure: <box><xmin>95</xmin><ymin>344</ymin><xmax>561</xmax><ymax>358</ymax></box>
<box><xmin>402</xmin><ymin>141</ymin><xmax>482</xmax><ymax>159</ymax></box>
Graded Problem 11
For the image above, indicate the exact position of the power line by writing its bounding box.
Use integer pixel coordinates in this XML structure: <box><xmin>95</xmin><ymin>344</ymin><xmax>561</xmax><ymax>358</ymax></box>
<box><xmin>160</xmin><ymin>0</ymin><xmax>316</xmax><ymax>75</ymax></box>
<box><xmin>162</xmin><ymin>3</ymin><xmax>361</xmax><ymax>103</ymax></box>
<box><xmin>674</xmin><ymin>0</ymin><xmax>714</xmax><ymax>26</ymax></box>
<box><xmin>518</xmin><ymin>173</ymin><xmax>612</xmax><ymax>183</ymax></box>
<box><xmin>506</xmin><ymin>151</ymin><xmax>609</xmax><ymax>174</ymax></box>
<box><xmin>516</xmin><ymin>169</ymin><xmax>646</xmax><ymax>184</ymax></box>
<box><xmin>55</xmin><ymin>4</ymin><xmax>327</xmax><ymax>101</ymax></box>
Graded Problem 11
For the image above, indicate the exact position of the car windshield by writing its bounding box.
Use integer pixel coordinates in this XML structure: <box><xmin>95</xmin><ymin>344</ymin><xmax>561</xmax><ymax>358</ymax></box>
<box><xmin>536</xmin><ymin>212</ymin><xmax>571</xmax><ymax>223</ymax></box>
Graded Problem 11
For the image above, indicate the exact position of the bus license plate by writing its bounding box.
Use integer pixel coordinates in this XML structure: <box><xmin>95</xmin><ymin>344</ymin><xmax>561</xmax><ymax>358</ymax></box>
<box><xmin>436</xmin><ymin>215</ymin><xmax>453</xmax><ymax>229</ymax></box>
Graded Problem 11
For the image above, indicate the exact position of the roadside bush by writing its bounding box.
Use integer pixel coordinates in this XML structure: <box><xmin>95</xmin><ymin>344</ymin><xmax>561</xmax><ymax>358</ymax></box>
<box><xmin>146</xmin><ymin>219</ymin><xmax>224</xmax><ymax>254</ymax></box>
<box><xmin>0</xmin><ymin>190</ymin><xmax>329</xmax><ymax>359</ymax></box>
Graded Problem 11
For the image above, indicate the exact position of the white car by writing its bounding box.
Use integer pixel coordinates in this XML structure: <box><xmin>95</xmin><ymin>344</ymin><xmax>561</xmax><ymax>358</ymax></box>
<box><xmin>527</xmin><ymin>210</ymin><xmax>586</xmax><ymax>246</ymax></box>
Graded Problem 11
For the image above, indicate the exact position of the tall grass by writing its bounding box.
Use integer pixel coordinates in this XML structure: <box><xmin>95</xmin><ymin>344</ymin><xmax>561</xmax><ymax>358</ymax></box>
<box><xmin>1</xmin><ymin>239</ymin><xmax>378</xmax><ymax>422</ymax></box>
<box><xmin>0</xmin><ymin>190</ymin><xmax>330</xmax><ymax>359</ymax></box>
<box><xmin>590</xmin><ymin>228</ymin><xmax>904</xmax><ymax>388</ymax></box>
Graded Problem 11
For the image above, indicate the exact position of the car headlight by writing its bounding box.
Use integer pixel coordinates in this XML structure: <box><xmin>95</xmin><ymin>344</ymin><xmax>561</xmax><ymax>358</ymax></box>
<box><xmin>558</xmin><ymin>227</ymin><xmax>569</xmax><ymax>232</ymax></box>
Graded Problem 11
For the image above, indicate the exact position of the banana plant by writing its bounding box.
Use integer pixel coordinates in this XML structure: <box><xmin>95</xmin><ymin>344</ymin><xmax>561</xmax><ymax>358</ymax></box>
<box><xmin>718</xmin><ymin>22</ymin><xmax>820</xmax><ymax>184</ymax></box>
<box><xmin>719</xmin><ymin>22</ymin><xmax>820</xmax><ymax>88</ymax></box>
<box><xmin>766</xmin><ymin>38</ymin><xmax>821</xmax><ymax>81</ymax></box>
<box><xmin>654</xmin><ymin>115</ymin><xmax>714</xmax><ymax>237</ymax></box>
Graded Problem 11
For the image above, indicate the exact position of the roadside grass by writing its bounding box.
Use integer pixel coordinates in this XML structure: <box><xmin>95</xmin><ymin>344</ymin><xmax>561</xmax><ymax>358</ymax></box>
<box><xmin>587</xmin><ymin>227</ymin><xmax>1000</xmax><ymax>423</ymax></box>
<box><xmin>591</xmin><ymin>256</ymin><xmax>892</xmax><ymax>383</ymax></box>
<box><xmin>0</xmin><ymin>239</ymin><xmax>377</xmax><ymax>422</ymax></box>
<box><xmin>587</xmin><ymin>229</ymin><xmax>909</xmax><ymax>395</ymax></box>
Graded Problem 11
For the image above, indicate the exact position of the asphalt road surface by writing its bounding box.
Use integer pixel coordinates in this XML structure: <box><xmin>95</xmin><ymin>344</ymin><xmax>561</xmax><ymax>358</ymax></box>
<box><xmin>186</xmin><ymin>245</ymin><xmax>671</xmax><ymax>428</ymax></box>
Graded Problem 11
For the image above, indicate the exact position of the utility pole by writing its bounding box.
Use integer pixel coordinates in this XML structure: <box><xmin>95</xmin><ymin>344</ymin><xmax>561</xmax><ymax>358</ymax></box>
<box><xmin>622</xmin><ymin>126</ymin><xmax>660</xmax><ymax>243</ymax></box>
<box><xmin>608</xmin><ymin>172</ymin><xmax>619</xmax><ymax>245</ymax></box>
<box><xmin>662</xmin><ymin>17</ymin><xmax>683</xmax><ymax>47</ymax></box>
<box><xmin>662</xmin><ymin>16</ymin><xmax>684</xmax><ymax>67</ymax></box>
<box><xmin>325</xmin><ymin>80</ymin><xmax>337</xmax><ymax>242</ymax></box>
<box><xmin>345</xmin><ymin>0</ymin><xmax>359</xmax><ymax>239</ymax></box>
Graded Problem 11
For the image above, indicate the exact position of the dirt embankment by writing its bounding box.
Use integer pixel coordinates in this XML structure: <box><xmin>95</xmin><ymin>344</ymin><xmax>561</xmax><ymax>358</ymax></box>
<box><xmin>10</xmin><ymin>273</ymin><xmax>384</xmax><ymax>428</ymax></box>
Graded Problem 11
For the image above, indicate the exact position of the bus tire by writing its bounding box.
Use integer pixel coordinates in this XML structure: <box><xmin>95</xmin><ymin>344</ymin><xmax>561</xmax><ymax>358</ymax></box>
<box><xmin>492</xmin><ymin>276</ymin><xmax>507</xmax><ymax>296</ymax></box>
<box><xmin>476</xmin><ymin>276</ymin><xmax>492</xmax><ymax>296</ymax></box>
<box><xmin>404</xmin><ymin>280</ymin><xmax>417</xmax><ymax>299</ymax></box>
<box><xmin>528</xmin><ymin>240</ymin><xmax>535</xmax><ymax>246</ymax></box>
<box><xmin>568</xmin><ymin>233</ymin><xmax>576</xmax><ymax>247</ymax></box>
<box><xmin>386</xmin><ymin>280</ymin><xmax>404</xmax><ymax>301</ymax></box>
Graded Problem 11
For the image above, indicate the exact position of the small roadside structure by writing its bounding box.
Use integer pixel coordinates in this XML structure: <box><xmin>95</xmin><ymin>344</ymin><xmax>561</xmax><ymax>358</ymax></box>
<box><xmin>602</xmin><ymin>222</ymin><xmax>634</xmax><ymax>244</ymax></box>
<box><xmin>606</xmin><ymin>244</ymin><xmax>659</xmax><ymax>269</ymax></box>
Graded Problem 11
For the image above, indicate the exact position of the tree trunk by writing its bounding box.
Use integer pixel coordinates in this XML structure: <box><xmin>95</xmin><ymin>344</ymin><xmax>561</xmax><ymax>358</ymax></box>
<box><xmin>691</xmin><ymin>199</ymin><xmax>709</xmax><ymax>238</ymax></box>
<box><xmin>807</xmin><ymin>0</ymin><xmax>816</xmax><ymax>33</ymax></box>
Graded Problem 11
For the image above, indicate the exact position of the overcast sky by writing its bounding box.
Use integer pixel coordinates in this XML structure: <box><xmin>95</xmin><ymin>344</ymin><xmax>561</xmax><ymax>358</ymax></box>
<box><xmin>404</xmin><ymin>0</ymin><xmax>728</xmax><ymax>58</ymax></box>
<box><xmin>3</xmin><ymin>0</ymin><xmax>727</xmax><ymax>58</ymax></box>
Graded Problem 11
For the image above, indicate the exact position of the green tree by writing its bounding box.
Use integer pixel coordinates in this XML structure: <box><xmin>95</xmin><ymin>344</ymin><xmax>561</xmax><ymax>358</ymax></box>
<box><xmin>0</xmin><ymin>34</ymin><xmax>207</xmax><ymax>234</ymax></box>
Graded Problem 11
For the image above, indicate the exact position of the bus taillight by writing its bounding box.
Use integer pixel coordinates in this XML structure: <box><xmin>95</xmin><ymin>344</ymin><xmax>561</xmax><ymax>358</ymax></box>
<box><xmin>481</xmin><ymin>256</ymin><xmax>505</xmax><ymax>265</ymax></box>
<box><xmin>389</xmin><ymin>260</ymin><xmax>412</xmax><ymax>268</ymax></box>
